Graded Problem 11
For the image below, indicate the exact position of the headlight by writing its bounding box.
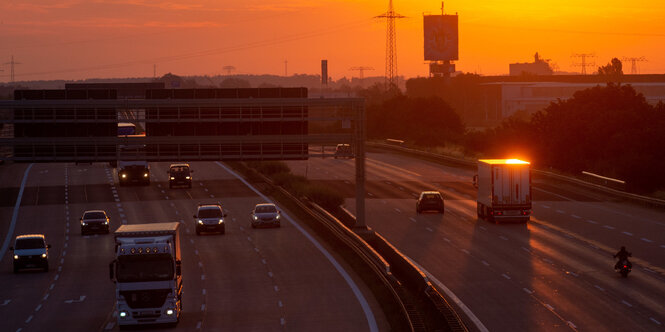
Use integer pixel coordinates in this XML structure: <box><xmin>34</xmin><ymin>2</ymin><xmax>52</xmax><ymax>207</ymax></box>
<box><xmin>218</xmin><ymin>219</ymin><xmax>224</xmax><ymax>224</ymax></box>
<box><xmin>143</xmin><ymin>173</ymin><xmax>149</xmax><ymax>178</ymax></box>
<box><xmin>197</xmin><ymin>219</ymin><xmax>203</xmax><ymax>225</ymax></box>
<box><xmin>170</xmin><ymin>177</ymin><xmax>175</xmax><ymax>180</ymax></box>
<box><xmin>166</xmin><ymin>309</ymin><xmax>175</xmax><ymax>316</ymax></box>
<box><xmin>185</xmin><ymin>176</ymin><xmax>191</xmax><ymax>179</ymax></box>
<box><xmin>121</xmin><ymin>174</ymin><xmax>127</xmax><ymax>178</ymax></box>
<box><xmin>81</xmin><ymin>222</ymin><xmax>87</xmax><ymax>226</ymax></box>
<box><xmin>252</xmin><ymin>215</ymin><xmax>258</xmax><ymax>220</ymax></box>
<box><xmin>41</xmin><ymin>253</ymin><xmax>47</xmax><ymax>258</ymax></box>
<box><xmin>14</xmin><ymin>255</ymin><xmax>19</xmax><ymax>260</ymax></box>
<box><xmin>119</xmin><ymin>311</ymin><xmax>128</xmax><ymax>318</ymax></box>
<box><xmin>275</xmin><ymin>214</ymin><xmax>280</xmax><ymax>219</ymax></box>
<box><xmin>104</xmin><ymin>219</ymin><xmax>109</xmax><ymax>224</ymax></box>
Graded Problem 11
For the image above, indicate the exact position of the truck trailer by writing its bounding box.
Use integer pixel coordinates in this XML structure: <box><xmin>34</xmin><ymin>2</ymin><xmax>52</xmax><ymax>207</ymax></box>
<box><xmin>475</xmin><ymin>159</ymin><xmax>531</xmax><ymax>223</ymax></box>
<box><xmin>109</xmin><ymin>222</ymin><xmax>182</xmax><ymax>328</ymax></box>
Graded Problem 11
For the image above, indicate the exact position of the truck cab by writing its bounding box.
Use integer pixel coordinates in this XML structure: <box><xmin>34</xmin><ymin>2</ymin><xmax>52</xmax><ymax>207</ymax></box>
<box><xmin>167</xmin><ymin>164</ymin><xmax>192</xmax><ymax>189</ymax></box>
<box><xmin>118</xmin><ymin>160</ymin><xmax>150</xmax><ymax>186</ymax></box>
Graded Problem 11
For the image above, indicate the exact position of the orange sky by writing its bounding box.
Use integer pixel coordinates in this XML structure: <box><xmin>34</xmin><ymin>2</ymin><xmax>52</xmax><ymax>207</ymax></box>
<box><xmin>1</xmin><ymin>1</ymin><xmax>664</xmax><ymax>82</ymax></box>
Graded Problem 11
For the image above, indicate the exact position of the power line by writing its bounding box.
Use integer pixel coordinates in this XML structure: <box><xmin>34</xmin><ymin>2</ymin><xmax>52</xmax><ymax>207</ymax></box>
<box><xmin>3</xmin><ymin>55</ymin><xmax>21</xmax><ymax>83</ymax></box>
<box><xmin>571</xmin><ymin>53</ymin><xmax>596</xmax><ymax>75</ymax></box>
<box><xmin>349</xmin><ymin>66</ymin><xmax>374</xmax><ymax>86</ymax></box>
<box><xmin>621</xmin><ymin>56</ymin><xmax>647</xmax><ymax>74</ymax></box>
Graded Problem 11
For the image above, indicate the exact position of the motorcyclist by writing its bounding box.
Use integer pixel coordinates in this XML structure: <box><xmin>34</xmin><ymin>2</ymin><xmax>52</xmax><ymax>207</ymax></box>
<box><xmin>614</xmin><ymin>246</ymin><xmax>632</xmax><ymax>270</ymax></box>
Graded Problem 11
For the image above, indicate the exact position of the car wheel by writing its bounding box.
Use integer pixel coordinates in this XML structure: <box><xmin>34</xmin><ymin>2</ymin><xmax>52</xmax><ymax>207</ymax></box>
<box><xmin>13</xmin><ymin>265</ymin><xmax>19</xmax><ymax>273</ymax></box>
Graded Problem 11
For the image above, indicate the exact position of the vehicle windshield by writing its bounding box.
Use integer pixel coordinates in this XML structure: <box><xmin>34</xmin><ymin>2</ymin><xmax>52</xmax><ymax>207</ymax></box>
<box><xmin>170</xmin><ymin>166</ymin><xmax>189</xmax><ymax>173</ymax></box>
<box><xmin>84</xmin><ymin>212</ymin><xmax>106</xmax><ymax>219</ymax></box>
<box><xmin>423</xmin><ymin>194</ymin><xmax>441</xmax><ymax>200</ymax></box>
<box><xmin>116</xmin><ymin>254</ymin><xmax>174</xmax><ymax>282</ymax></box>
<box><xmin>255</xmin><ymin>205</ymin><xmax>277</xmax><ymax>213</ymax></box>
<box><xmin>198</xmin><ymin>208</ymin><xmax>222</xmax><ymax>218</ymax></box>
<box><xmin>15</xmin><ymin>238</ymin><xmax>45</xmax><ymax>249</ymax></box>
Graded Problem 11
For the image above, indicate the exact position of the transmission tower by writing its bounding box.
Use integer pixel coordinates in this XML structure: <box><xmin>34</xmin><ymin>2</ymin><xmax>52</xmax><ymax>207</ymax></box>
<box><xmin>571</xmin><ymin>53</ymin><xmax>596</xmax><ymax>75</ymax></box>
<box><xmin>350</xmin><ymin>66</ymin><xmax>374</xmax><ymax>86</ymax></box>
<box><xmin>376</xmin><ymin>0</ymin><xmax>405</xmax><ymax>90</ymax></box>
<box><xmin>3</xmin><ymin>55</ymin><xmax>21</xmax><ymax>83</ymax></box>
<box><xmin>223</xmin><ymin>66</ymin><xmax>236</xmax><ymax>75</ymax></box>
<box><xmin>621</xmin><ymin>56</ymin><xmax>647</xmax><ymax>74</ymax></box>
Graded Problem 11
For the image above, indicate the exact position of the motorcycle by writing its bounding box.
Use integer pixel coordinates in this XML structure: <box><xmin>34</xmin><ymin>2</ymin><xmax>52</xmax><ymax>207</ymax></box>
<box><xmin>616</xmin><ymin>259</ymin><xmax>632</xmax><ymax>278</ymax></box>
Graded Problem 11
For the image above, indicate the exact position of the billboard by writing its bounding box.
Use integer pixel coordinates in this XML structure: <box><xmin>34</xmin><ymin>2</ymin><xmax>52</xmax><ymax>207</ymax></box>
<box><xmin>424</xmin><ymin>15</ymin><xmax>458</xmax><ymax>61</ymax></box>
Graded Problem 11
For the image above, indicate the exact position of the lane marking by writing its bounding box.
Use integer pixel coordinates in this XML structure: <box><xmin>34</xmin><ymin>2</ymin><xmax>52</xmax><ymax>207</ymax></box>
<box><xmin>481</xmin><ymin>260</ymin><xmax>490</xmax><ymax>267</ymax></box>
<box><xmin>426</xmin><ymin>227</ymin><xmax>433</xmax><ymax>232</ymax></box>
<box><xmin>523</xmin><ymin>288</ymin><xmax>533</xmax><ymax>294</ymax></box>
<box><xmin>501</xmin><ymin>273</ymin><xmax>511</xmax><ymax>280</ymax></box>
<box><xmin>603</xmin><ymin>225</ymin><xmax>615</xmax><ymax>230</ymax></box>
<box><xmin>640</xmin><ymin>238</ymin><xmax>653</xmax><ymax>243</ymax></box>
<box><xmin>594</xmin><ymin>285</ymin><xmax>605</xmax><ymax>292</ymax></box>
<box><xmin>1</xmin><ymin>164</ymin><xmax>34</xmax><ymax>259</ymax></box>
<box><xmin>622</xmin><ymin>231</ymin><xmax>633</xmax><ymax>236</ymax></box>
<box><xmin>621</xmin><ymin>300</ymin><xmax>632</xmax><ymax>307</ymax></box>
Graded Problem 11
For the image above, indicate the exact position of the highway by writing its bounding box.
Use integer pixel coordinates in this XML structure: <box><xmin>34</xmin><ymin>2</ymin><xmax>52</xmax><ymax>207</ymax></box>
<box><xmin>0</xmin><ymin>161</ymin><xmax>388</xmax><ymax>332</ymax></box>
<box><xmin>285</xmin><ymin>148</ymin><xmax>665</xmax><ymax>331</ymax></box>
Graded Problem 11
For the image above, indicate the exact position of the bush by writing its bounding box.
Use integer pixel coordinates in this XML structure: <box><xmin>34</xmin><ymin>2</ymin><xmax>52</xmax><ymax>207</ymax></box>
<box><xmin>253</xmin><ymin>161</ymin><xmax>291</xmax><ymax>176</ymax></box>
<box><xmin>306</xmin><ymin>184</ymin><xmax>344</xmax><ymax>211</ymax></box>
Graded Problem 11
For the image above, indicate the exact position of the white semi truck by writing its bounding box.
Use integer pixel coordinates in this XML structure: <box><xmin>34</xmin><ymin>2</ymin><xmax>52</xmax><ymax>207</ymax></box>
<box><xmin>474</xmin><ymin>159</ymin><xmax>531</xmax><ymax>223</ymax></box>
<box><xmin>109</xmin><ymin>223</ymin><xmax>182</xmax><ymax>328</ymax></box>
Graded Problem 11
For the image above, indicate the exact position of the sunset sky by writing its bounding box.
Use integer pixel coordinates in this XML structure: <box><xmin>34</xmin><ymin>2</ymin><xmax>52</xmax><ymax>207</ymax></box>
<box><xmin>1</xmin><ymin>1</ymin><xmax>664</xmax><ymax>82</ymax></box>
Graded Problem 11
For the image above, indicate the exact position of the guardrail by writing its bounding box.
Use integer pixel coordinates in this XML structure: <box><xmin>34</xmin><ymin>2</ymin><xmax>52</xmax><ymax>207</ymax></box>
<box><xmin>368</xmin><ymin>141</ymin><xmax>665</xmax><ymax>210</ymax></box>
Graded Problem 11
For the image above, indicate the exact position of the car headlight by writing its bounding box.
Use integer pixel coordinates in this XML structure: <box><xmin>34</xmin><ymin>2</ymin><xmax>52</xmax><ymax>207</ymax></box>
<box><xmin>197</xmin><ymin>219</ymin><xmax>203</xmax><ymax>225</ymax></box>
<box><xmin>218</xmin><ymin>219</ymin><xmax>224</xmax><ymax>224</ymax></box>
<box><xmin>166</xmin><ymin>308</ymin><xmax>175</xmax><ymax>316</ymax></box>
<box><xmin>143</xmin><ymin>173</ymin><xmax>149</xmax><ymax>178</ymax></box>
<box><xmin>14</xmin><ymin>255</ymin><xmax>19</xmax><ymax>260</ymax></box>
<box><xmin>185</xmin><ymin>176</ymin><xmax>191</xmax><ymax>180</ymax></box>
<box><xmin>81</xmin><ymin>222</ymin><xmax>87</xmax><ymax>226</ymax></box>
<box><xmin>170</xmin><ymin>176</ymin><xmax>175</xmax><ymax>180</ymax></box>
<box><xmin>119</xmin><ymin>311</ymin><xmax>128</xmax><ymax>318</ymax></box>
<box><xmin>104</xmin><ymin>220</ymin><xmax>109</xmax><ymax>225</ymax></box>
<box><xmin>252</xmin><ymin>215</ymin><xmax>258</xmax><ymax>220</ymax></box>
<box><xmin>41</xmin><ymin>253</ymin><xmax>47</xmax><ymax>258</ymax></box>
<box><xmin>275</xmin><ymin>214</ymin><xmax>280</xmax><ymax>220</ymax></box>
<box><xmin>121</xmin><ymin>174</ymin><xmax>127</xmax><ymax>178</ymax></box>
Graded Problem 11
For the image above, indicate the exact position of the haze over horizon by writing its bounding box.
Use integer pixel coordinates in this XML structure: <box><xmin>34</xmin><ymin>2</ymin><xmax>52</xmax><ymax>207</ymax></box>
<box><xmin>1</xmin><ymin>0</ymin><xmax>664</xmax><ymax>83</ymax></box>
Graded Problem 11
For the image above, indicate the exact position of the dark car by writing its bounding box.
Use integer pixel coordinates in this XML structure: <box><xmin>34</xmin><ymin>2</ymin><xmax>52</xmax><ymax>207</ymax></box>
<box><xmin>250</xmin><ymin>203</ymin><xmax>281</xmax><ymax>228</ymax></box>
<box><xmin>193</xmin><ymin>203</ymin><xmax>226</xmax><ymax>235</ymax></box>
<box><xmin>10</xmin><ymin>234</ymin><xmax>51</xmax><ymax>273</ymax></box>
<box><xmin>80</xmin><ymin>210</ymin><xmax>110</xmax><ymax>235</ymax></box>
<box><xmin>416</xmin><ymin>191</ymin><xmax>445</xmax><ymax>214</ymax></box>
<box><xmin>334</xmin><ymin>144</ymin><xmax>354</xmax><ymax>159</ymax></box>
<box><xmin>167</xmin><ymin>163</ymin><xmax>193</xmax><ymax>189</ymax></box>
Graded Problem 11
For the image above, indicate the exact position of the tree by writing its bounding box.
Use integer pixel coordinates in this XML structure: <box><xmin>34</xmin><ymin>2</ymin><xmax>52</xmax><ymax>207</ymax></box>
<box><xmin>597</xmin><ymin>58</ymin><xmax>623</xmax><ymax>82</ymax></box>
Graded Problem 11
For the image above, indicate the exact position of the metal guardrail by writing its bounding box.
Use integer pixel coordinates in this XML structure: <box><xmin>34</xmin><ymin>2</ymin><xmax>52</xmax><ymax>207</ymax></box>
<box><xmin>368</xmin><ymin>141</ymin><xmax>665</xmax><ymax>209</ymax></box>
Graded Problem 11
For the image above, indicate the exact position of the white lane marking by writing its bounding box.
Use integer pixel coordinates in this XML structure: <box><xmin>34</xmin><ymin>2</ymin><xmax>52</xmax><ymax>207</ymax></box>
<box><xmin>461</xmin><ymin>249</ymin><xmax>470</xmax><ymax>255</ymax></box>
<box><xmin>544</xmin><ymin>304</ymin><xmax>554</xmax><ymax>311</ymax></box>
<box><xmin>594</xmin><ymin>285</ymin><xmax>605</xmax><ymax>292</ymax></box>
<box><xmin>268</xmin><ymin>272</ymin><xmax>274</xmax><ymax>278</ymax></box>
<box><xmin>262</xmin><ymin>259</ymin><xmax>267</xmax><ymax>265</ymax></box>
<box><xmin>254</xmin><ymin>247</ymin><xmax>260</xmax><ymax>252</ymax></box>
<box><xmin>443</xmin><ymin>237</ymin><xmax>451</xmax><ymax>243</ymax></box>
<box><xmin>394</xmin><ymin>208</ymin><xmax>401</xmax><ymax>213</ymax></box>
<box><xmin>567</xmin><ymin>321</ymin><xmax>577</xmax><ymax>329</ymax></box>
<box><xmin>661</xmin><ymin>245</ymin><xmax>665</xmax><ymax>249</ymax></box>
<box><xmin>426</xmin><ymin>227</ymin><xmax>433</xmax><ymax>232</ymax></box>
<box><xmin>368</xmin><ymin>158</ymin><xmax>422</xmax><ymax>177</ymax></box>
<box><xmin>190</xmin><ymin>239</ymin><xmax>194</xmax><ymax>244</ymax></box>
<box><xmin>571</xmin><ymin>215</ymin><xmax>581</xmax><ymax>219</ymax></box>
<box><xmin>521</xmin><ymin>247</ymin><xmax>531</xmax><ymax>253</ymax></box>
<box><xmin>621</xmin><ymin>300</ymin><xmax>633</xmax><ymax>307</ymax></box>
<box><xmin>216</xmin><ymin>161</ymin><xmax>379</xmax><ymax>332</ymax></box>
<box><xmin>196</xmin><ymin>322</ymin><xmax>201</xmax><ymax>329</ymax></box>
<box><xmin>281</xmin><ymin>318</ymin><xmax>286</xmax><ymax>326</ymax></box>
<box><xmin>650</xmin><ymin>318</ymin><xmax>662</xmax><ymax>325</ymax></box>
<box><xmin>523</xmin><ymin>288</ymin><xmax>533</xmax><ymax>294</ymax></box>
<box><xmin>586</xmin><ymin>219</ymin><xmax>598</xmax><ymax>224</ymax></box>
<box><xmin>50</xmin><ymin>284</ymin><xmax>55</xmax><ymax>290</ymax></box>
<box><xmin>409</xmin><ymin>217</ymin><xmax>416</xmax><ymax>223</ymax></box>
<box><xmin>499</xmin><ymin>235</ymin><xmax>509</xmax><ymax>241</ymax></box>
<box><xmin>555</xmin><ymin>209</ymin><xmax>565</xmax><ymax>214</ymax></box>
<box><xmin>204</xmin><ymin>188</ymin><xmax>209</xmax><ymax>192</ymax></box>
<box><xmin>202</xmin><ymin>289</ymin><xmax>206</xmax><ymax>295</ymax></box>
<box><xmin>201</xmin><ymin>304</ymin><xmax>205</xmax><ymax>311</ymax></box>
<box><xmin>501</xmin><ymin>273</ymin><xmax>511</xmax><ymax>280</ymax></box>
<box><xmin>62</xmin><ymin>250</ymin><xmax>67</xmax><ymax>257</ymax></box>
<box><xmin>541</xmin><ymin>205</ymin><xmax>551</xmax><ymax>209</ymax></box>
<box><xmin>568</xmin><ymin>271</ymin><xmax>579</xmax><ymax>277</ymax></box>
<box><xmin>603</xmin><ymin>225</ymin><xmax>615</xmax><ymax>230</ymax></box>
<box><xmin>194</xmin><ymin>250</ymin><xmax>199</xmax><ymax>255</ymax></box>
<box><xmin>479</xmin><ymin>226</ymin><xmax>487</xmax><ymax>231</ymax></box>
<box><xmin>64</xmin><ymin>295</ymin><xmax>86</xmax><ymax>304</ymax></box>
<box><xmin>368</xmin><ymin>192</ymin><xmax>374</xmax><ymax>197</ymax></box>
<box><xmin>55</xmin><ymin>274</ymin><xmax>60</xmax><ymax>280</ymax></box>
<box><xmin>198</xmin><ymin>262</ymin><xmax>203</xmax><ymax>268</ymax></box>
<box><xmin>278</xmin><ymin>300</ymin><xmax>283</xmax><ymax>307</ymax></box>
<box><xmin>0</xmin><ymin>164</ymin><xmax>33</xmax><ymax>259</ymax></box>
<box><xmin>481</xmin><ymin>260</ymin><xmax>490</xmax><ymax>267</ymax></box>
<box><xmin>209</xmin><ymin>194</ymin><xmax>215</xmax><ymax>198</ymax></box>
<box><xmin>274</xmin><ymin>286</ymin><xmax>279</xmax><ymax>292</ymax></box>
<box><xmin>25</xmin><ymin>315</ymin><xmax>33</xmax><ymax>323</ymax></box>
<box><xmin>201</xmin><ymin>275</ymin><xmax>205</xmax><ymax>280</ymax></box>
<box><xmin>622</xmin><ymin>231</ymin><xmax>633</xmax><ymax>236</ymax></box>
<box><xmin>641</xmin><ymin>238</ymin><xmax>653</xmax><ymax>243</ymax></box>
<box><xmin>35</xmin><ymin>304</ymin><xmax>42</xmax><ymax>311</ymax></box>
<box><xmin>1</xmin><ymin>300</ymin><xmax>11</xmax><ymax>306</ymax></box>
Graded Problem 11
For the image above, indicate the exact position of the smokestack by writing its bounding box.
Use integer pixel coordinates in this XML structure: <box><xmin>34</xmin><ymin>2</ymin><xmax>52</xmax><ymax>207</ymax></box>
<box><xmin>321</xmin><ymin>60</ymin><xmax>328</xmax><ymax>86</ymax></box>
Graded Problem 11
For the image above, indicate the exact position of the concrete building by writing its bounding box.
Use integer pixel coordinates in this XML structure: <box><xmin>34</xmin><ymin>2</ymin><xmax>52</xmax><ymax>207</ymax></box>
<box><xmin>509</xmin><ymin>53</ymin><xmax>554</xmax><ymax>76</ymax></box>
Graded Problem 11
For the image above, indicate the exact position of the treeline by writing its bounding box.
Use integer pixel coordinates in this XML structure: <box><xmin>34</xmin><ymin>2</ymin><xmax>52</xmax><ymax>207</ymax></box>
<box><xmin>365</xmin><ymin>83</ymin><xmax>665</xmax><ymax>193</ymax></box>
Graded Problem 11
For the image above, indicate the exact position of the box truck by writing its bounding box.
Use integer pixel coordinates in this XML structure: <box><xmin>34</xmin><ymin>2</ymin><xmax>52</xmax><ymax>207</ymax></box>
<box><xmin>109</xmin><ymin>222</ymin><xmax>182</xmax><ymax>328</ymax></box>
<box><xmin>474</xmin><ymin>159</ymin><xmax>531</xmax><ymax>223</ymax></box>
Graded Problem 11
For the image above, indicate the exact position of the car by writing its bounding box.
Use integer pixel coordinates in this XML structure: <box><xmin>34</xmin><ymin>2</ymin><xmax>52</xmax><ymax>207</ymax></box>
<box><xmin>193</xmin><ymin>203</ymin><xmax>227</xmax><ymax>235</ymax></box>
<box><xmin>416</xmin><ymin>191</ymin><xmax>445</xmax><ymax>214</ymax></box>
<box><xmin>167</xmin><ymin>163</ymin><xmax>193</xmax><ymax>189</ymax></box>
<box><xmin>334</xmin><ymin>144</ymin><xmax>354</xmax><ymax>159</ymax></box>
<box><xmin>250</xmin><ymin>203</ymin><xmax>281</xmax><ymax>228</ymax></box>
<box><xmin>80</xmin><ymin>210</ymin><xmax>110</xmax><ymax>235</ymax></box>
<box><xmin>10</xmin><ymin>234</ymin><xmax>51</xmax><ymax>273</ymax></box>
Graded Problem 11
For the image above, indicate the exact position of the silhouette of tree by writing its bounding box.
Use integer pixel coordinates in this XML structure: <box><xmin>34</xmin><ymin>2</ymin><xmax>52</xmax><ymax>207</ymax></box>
<box><xmin>597</xmin><ymin>58</ymin><xmax>623</xmax><ymax>82</ymax></box>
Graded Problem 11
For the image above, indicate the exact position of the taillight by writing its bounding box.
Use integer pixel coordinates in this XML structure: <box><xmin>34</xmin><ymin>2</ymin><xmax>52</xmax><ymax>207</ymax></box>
<box><xmin>623</xmin><ymin>265</ymin><xmax>628</xmax><ymax>268</ymax></box>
